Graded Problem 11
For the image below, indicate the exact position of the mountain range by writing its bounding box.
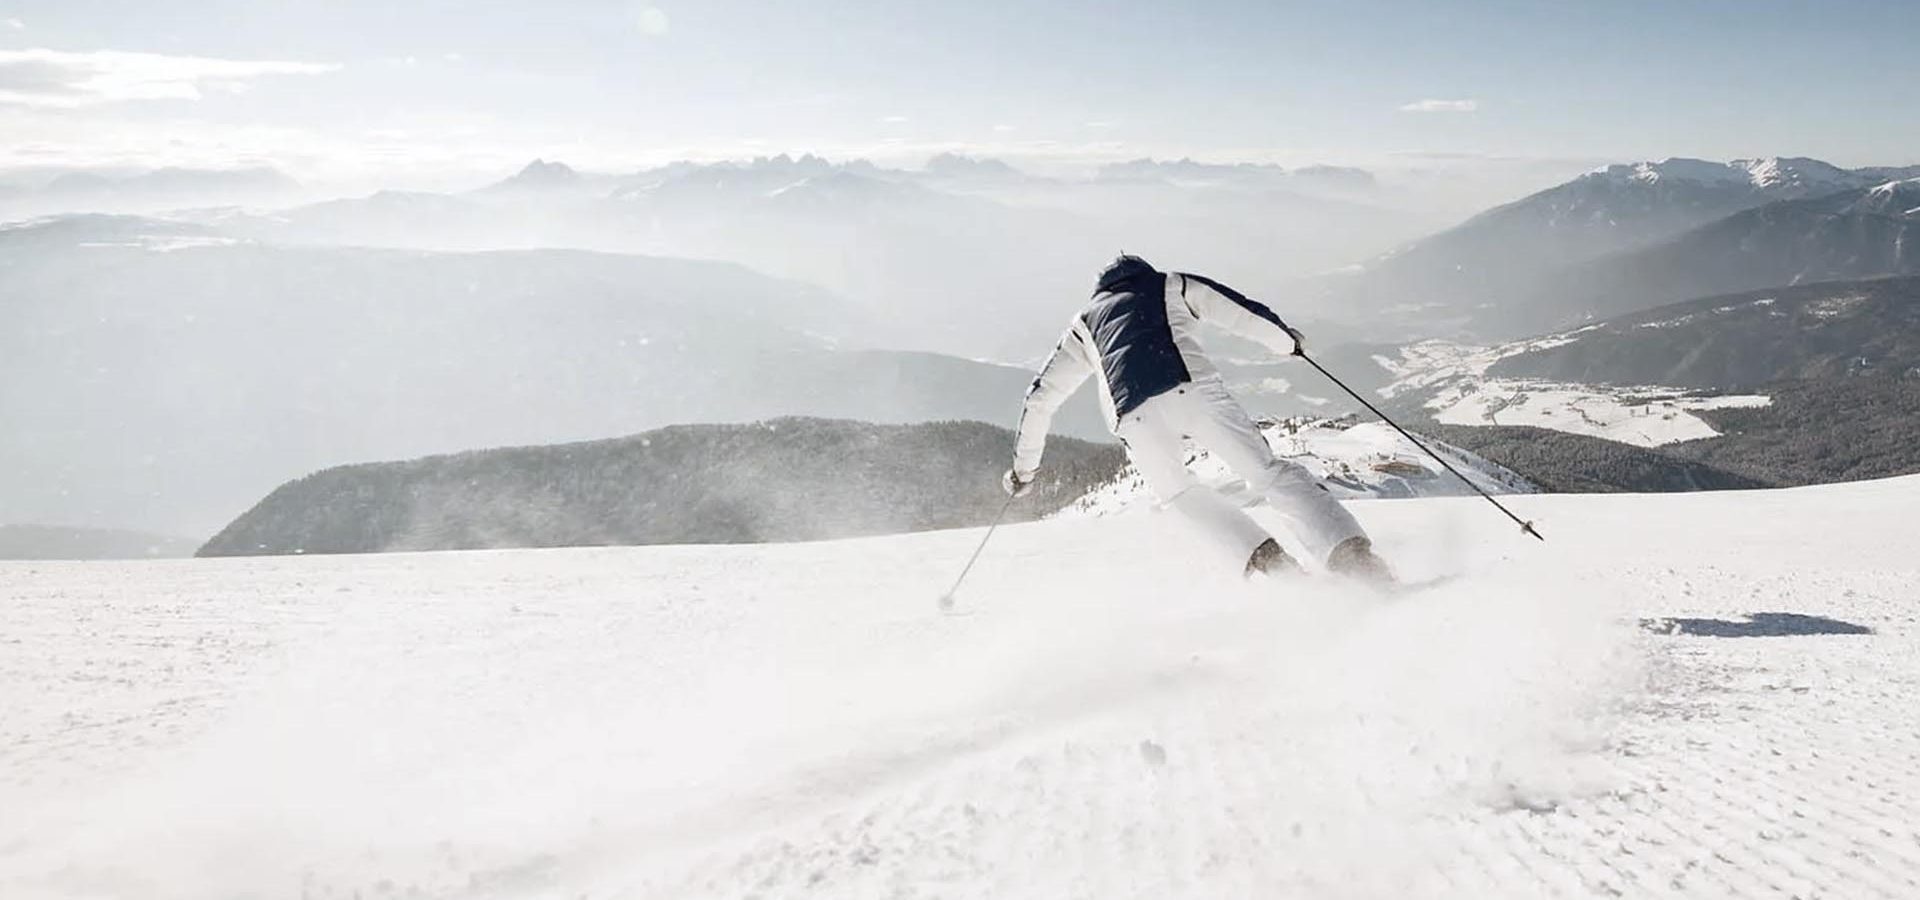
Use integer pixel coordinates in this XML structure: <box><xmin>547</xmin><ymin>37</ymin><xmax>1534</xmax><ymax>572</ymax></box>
<box><xmin>0</xmin><ymin>166</ymin><xmax>303</xmax><ymax>218</ymax></box>
<box><xmin>442</xmin><ymin>153</ymin><xmax>1920</xmax><ymax>351</ymax></box>
<box><xmin>0</xmin><ymin>215</ymin><xmax>1106</xmax><ymax>537</ymax></box>
<box><xmin>158</xmin><ymin>153</ymin><xmax>1428</xmax><ymax>358</ymax></box>
<box><xmin>1321</xmin><ymin>157</ymin><xmax>1920</xmax><ymax>338</ymax></box>
<box><xmin>1548</xmin><ymin>180</ymin><xmax>1920</xmax><ymax>329</ymax></box>
<box><xmin>16</xmin><ymin>154</ymin><xmax>1918</xmax><ymax>358</ymax></box>
<box><xmin>11</xmin><ymin>150</ymin><xmax>1920</xmax><ymax>544</ymax></box>
<box><xmin>1095</xmin><ymin>158</ymin><xmax>1378</xmax><ymax>195</ymax></box>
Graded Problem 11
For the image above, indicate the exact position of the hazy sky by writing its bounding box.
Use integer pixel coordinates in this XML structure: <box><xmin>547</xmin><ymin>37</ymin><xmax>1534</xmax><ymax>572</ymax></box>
<box><xmin>3</xmin><ymin>0</ymin><xmax>1917</xmax><ymax>187</ymax></box>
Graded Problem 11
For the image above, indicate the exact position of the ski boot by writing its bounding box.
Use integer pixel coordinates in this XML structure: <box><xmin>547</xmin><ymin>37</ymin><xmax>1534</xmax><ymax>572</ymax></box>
<box><xmin>1244</xmin><ymin>538</ymin><xmax>1302</xmax><ymax>579</ymax></box>
<box><xmin>1327</xmin><ymin>536</ymin><xmax>1395</xmax><ymax>586</ymax></box>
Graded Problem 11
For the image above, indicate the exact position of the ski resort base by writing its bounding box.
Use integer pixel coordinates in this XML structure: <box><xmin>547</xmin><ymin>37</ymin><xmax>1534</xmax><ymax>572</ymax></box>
<box><xmin>4</xmin><ymin>477</ymin><xmax>1919</xmax><ymax>899</ymax></box>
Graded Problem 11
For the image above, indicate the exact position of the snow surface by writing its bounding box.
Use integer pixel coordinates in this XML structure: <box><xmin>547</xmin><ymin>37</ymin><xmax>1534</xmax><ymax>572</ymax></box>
<box><xmin>8</xmin><ymin>478</ymin><xmax>1920</xmax><ymax>898</ymax></box>
<box><xmin>1062</xmin><ymin>419</ymin><xmax>1532</xmax><ymax>521</ymax></box>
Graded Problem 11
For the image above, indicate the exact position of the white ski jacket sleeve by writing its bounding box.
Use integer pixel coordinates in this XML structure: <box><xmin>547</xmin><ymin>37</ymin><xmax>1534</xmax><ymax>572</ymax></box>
<box><xmin>1174</xmin><ymin>272</ymin><xmax>1302</xmax><ymax>356</ymax></box>
<box><xmin>1011</xmin><ymin>323</ymin><xmax>1095</xmax><ymax>479</ymax></box>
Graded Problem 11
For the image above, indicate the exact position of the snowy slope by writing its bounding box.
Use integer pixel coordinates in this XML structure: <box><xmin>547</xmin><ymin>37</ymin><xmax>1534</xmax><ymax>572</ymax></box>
<box><xmin>8</xmin><ymin>478</ymin><xmax>1919</xmax><ymax>898</ymax></box>
<box><xmin>1063</xmin><ymin>418</ymin><xmax>1533</xmax><ymax>520</ymax></box>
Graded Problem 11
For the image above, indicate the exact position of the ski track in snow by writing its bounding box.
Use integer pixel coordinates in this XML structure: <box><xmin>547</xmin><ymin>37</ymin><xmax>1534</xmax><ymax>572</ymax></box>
<box><xmin>4</xmin><ymin>479</ymin><xmax>1920</xmax><ymax>898</ymax></box>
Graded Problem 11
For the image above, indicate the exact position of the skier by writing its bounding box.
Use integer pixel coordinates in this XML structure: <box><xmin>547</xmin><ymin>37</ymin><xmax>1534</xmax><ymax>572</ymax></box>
<box><xmin>1003</xmin><ymin>254</ymin><xmax>1392</xmax><ymax>582</ymax></box>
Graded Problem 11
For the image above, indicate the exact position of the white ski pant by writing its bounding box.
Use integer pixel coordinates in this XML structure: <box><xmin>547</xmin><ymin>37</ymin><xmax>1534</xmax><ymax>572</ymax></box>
<box><xmin>1116</xmin><ymin>377</ymin><xmax>1366</xmax><ymax>568</ymax></box>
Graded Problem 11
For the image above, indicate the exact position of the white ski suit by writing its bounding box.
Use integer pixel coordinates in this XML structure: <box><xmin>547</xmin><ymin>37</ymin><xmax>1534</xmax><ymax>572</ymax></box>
<box><xmin>1011</xmin><ymin>256</ymin><xmax>1366</xmax><ymax>568</ymax></box>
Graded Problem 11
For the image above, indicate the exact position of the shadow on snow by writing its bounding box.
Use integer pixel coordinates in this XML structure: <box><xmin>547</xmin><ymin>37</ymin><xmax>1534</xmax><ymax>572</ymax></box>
<box><xmin>1639</xmin><ymin>612</ymin><xmax>1875</xmax><ymax>638</ymax></box>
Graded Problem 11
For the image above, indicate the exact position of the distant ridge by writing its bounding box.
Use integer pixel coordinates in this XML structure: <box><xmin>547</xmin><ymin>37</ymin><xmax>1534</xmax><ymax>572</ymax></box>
<box><xmin>1324</xmin><ymin>155</ymin><xmax>1920</xmax><ymax>338</ymax></box>
<box><xmin>199</xmin><ymin>418</ymin><xmax>1124</xmax><ymax>556</ymax></box>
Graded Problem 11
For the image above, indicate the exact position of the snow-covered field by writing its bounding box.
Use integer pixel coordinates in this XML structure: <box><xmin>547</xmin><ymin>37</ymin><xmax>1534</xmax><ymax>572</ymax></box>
<box><xmin>6</xmin><ymin>477</ymin><xmax>1920</xmax><ymax>898</ymax></box>
<box><xmin>1379</xmin><ymin>340</ymin><xmax>1773</xmax><ymax>447</ymax></box>
<box><xmin>1426</xmin><ymin>379</ymin><xmax>1773</xmax><ymax>446</ymax></box>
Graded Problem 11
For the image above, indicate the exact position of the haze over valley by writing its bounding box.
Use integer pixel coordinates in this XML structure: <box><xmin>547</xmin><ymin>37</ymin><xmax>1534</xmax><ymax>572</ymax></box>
<box><xmin>8</xmin><ymin>145</ymin><xmax>1919</xmax><ymax>547</ymax></box>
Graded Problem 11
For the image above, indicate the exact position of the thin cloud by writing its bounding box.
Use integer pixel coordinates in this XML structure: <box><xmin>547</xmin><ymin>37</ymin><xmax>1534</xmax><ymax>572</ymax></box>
<box><xmin>4</xmin><ymin>17</ymin><xmax>24</xmax><ymax>30</ymax></box>
<box><xmin>1398</xmin><ymin>99</ymin><xmax>1479</xmax><ymax>113</ymax></box>
<box><xmin>879</xmin><ymin>115</ymin><xmax>909</xmax><ymax>124</ymax></box>
<box><xmin>0</xmin><ymin>48</ymin><xmax>338</xmax><ymax>108</ymax></box>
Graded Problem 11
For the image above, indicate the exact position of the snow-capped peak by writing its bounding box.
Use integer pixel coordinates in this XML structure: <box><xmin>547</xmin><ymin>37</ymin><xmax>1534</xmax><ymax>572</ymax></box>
<box><xmin>1583</xmin><ymin>156</ymin><xmax>1876</xmax><ymax>194</ymax></box>
<box><xmin>481</xmin><ymin>158</ymin><xmax>590</xmax><ymax>194</ymax></box>
<box><xmin>1587</xmin><ymin>158</ymin><xmax>1748</xmax><ymax>187</ymax></box>
<box><xmin>1732</xmin><ymin>156</ymin><xmax>1851</xmax><ymax>191</ymax></box>
<box><xmin>506</xmin><ymin>158</ymin><xmax>580</xmax><ymax>185</ymax></box>
<box><xmin>1851</xmin><ymin>177</ymin><xmax>1920</xmax><ymax>218</ymax></box>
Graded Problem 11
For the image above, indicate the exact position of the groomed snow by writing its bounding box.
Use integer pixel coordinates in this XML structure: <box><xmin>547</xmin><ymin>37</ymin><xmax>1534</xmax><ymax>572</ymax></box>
<box><xmin>6</xmin><ymin>477</ymin><xmax>1920</xmax><ymax>898</ymax></box>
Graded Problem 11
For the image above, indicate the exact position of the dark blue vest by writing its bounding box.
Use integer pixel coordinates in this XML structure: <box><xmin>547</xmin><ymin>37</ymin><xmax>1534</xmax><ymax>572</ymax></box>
<box><xmin>1080</xmin><ymin>258</ymin><xmax>1190</xmax><ymax>418</ymax></box>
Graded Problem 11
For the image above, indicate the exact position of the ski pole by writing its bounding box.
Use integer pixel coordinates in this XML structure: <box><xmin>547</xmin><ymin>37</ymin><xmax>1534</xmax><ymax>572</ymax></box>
<box><xmin>1294</xmin><ymin>348</ymin><xmax>1544</xmax><ymax>541</ymax></box>
<box><xmin>938</xmin><ymin>493</ymin><xmax>1019</xmax><ymax>610</ymax></box>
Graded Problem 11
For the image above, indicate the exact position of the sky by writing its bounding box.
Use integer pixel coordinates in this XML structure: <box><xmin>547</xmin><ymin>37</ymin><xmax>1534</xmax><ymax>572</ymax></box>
<box><xmin>2</xmin><ymin>0</ymin><xmax>1918</xmax><ymax>189</ymax></box>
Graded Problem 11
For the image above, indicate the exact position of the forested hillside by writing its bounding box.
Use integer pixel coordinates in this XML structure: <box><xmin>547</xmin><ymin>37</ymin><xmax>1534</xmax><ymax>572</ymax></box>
<box><xmin>200</xmin><ymin>419</ymin><xmax>1124</xmax><ymax>556</ymax></box>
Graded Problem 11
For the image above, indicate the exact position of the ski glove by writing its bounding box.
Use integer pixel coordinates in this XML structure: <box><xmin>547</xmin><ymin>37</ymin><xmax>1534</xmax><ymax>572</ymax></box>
<box><xmin>1285</xmin><ymin>326</ymin><xmax>1307</xmax><ymax>356</ymax></box>
<box><xmin>1002</xmin><ymin>468</ymin><xmax>1034</xmax><ymax>498</ymax></box>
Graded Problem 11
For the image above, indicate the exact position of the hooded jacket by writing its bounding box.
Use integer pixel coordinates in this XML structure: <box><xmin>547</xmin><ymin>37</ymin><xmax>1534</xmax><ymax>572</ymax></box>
<box><xmin>1011</xmin><ymin>256</ymin><xmax>1300</xmax><ymax>478</ymax></box>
